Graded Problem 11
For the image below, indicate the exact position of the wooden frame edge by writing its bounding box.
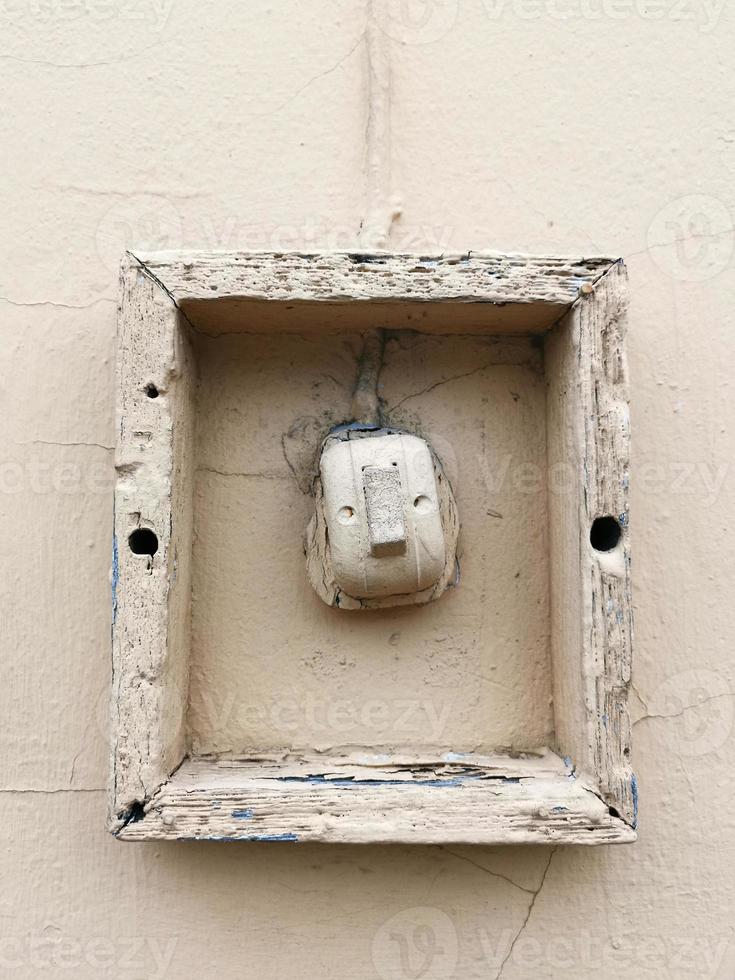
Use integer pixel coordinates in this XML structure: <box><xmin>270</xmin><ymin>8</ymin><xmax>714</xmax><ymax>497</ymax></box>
<box><xmin>110</xmin><ymin>250</ymin><xmax>635</xmax><ymax>843</ymax></box>
<box><xmin>115</xmin><ymin>754</ymin><xmax>636</xmax><ymax>845</ymax></box>
<box><xmin>110</xmin><ymin>253</ymin><xmax>194</xmax><ymax>833</ymax></box>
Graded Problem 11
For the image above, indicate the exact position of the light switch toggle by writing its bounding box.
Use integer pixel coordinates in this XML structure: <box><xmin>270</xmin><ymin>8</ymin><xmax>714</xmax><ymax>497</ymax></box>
<box><xmin>363</xmin><ymin>465</ymin><xmax>407</xmax><ymax>557</ymax></box>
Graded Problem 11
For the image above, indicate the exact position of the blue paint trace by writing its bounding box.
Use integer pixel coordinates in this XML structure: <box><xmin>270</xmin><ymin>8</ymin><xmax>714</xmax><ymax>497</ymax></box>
<box><xmin>244</xmin><ymin>833</ymin><xmax>298</xmax><ymax>842</ymax></box>
<box><xmin>111</xmin><ymin>533</ymin><xmax>119</xmax><ymax>623</ymax></box>
<box><xmin>178</xmin><ymin>833</ymin><xmax>298</xmax><ymax>843</ymax></box>
<box><xmin>274</xmin><ymin>773</ymin><xmax>519</xmax><ymax>789</ymax></box>
<box><xmin>232</xmin><ymin>809</ymin><xmax>254</xmax><ymax>820</ymax></box>
<box><xmin>182</xmin><ymin>836</ymin><xmax>242</xmax><ymax>843</ymax></box>
<box><xmin>329</xmin><ymin>421</ymin><xmax>381</xmax><ymax>436</ymax></box>
<box><xmin>631</xmin><ymin>773</ymin><xmax>639</xmax><ymax>829</ymax></box>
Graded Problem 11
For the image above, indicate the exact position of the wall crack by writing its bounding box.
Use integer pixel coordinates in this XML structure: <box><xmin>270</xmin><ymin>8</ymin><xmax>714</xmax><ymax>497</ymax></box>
<box><xmin>439</xmin><ymin>846</ymin><xmax>536</xmax><ymax>895</ymax></box>
<box><xmin>493</xmin><ymin>847</ymin><xmax>558</xmax><ymax>980</ymax></box>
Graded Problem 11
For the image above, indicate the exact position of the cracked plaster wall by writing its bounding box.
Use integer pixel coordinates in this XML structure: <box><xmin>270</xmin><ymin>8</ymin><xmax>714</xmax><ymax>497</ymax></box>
<box><xmin>1</xmin><ymin>1</ymin><xmax>734</xmax><ymax>978</ymax></box>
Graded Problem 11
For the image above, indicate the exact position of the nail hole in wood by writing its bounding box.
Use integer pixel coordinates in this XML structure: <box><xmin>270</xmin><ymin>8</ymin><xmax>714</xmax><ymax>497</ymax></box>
<box><xmin>128</xmin><ymin>528</ymin><xmax>158</xmax><ymax>557</ymax></box>
<box><xmin>590</xmin><ymin>516</ymin><xmax>622</xmax><ymax>552</ymax></box>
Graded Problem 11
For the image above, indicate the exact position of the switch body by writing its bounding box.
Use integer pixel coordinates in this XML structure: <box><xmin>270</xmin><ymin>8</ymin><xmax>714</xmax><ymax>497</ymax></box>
<box><xmin>306</xmin><ymin>427</ymin><xmax>459</xmax><ymax>609</ymax></box>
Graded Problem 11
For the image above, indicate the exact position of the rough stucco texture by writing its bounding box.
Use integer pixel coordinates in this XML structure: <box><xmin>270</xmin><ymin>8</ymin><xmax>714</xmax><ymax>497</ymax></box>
<box><xmin>1</xmin><ymin>1</ymin><xmax>734</xmax><ymax>978</ymax></box>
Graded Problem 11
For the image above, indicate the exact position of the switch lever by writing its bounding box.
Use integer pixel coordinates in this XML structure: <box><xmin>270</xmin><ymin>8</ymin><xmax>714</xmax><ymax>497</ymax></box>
<box><xmin>363</xmin><ymin>466</ymin><xmax>406</xmax><ymax>557</ymax></box>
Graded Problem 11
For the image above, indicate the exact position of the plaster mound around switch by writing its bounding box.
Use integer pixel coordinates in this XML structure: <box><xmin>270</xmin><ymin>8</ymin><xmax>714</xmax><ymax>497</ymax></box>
<box><xmin>306</xmin><ymin>426</ymin><xmax>459</xmax><ymax>609</ymax></box>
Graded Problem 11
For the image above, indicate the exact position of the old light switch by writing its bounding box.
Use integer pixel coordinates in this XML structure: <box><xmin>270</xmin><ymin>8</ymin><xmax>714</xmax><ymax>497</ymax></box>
<box><xmin>306</xmin><ymin>427</ymin><xmax>459</xmax><ymax>609</ymax></box>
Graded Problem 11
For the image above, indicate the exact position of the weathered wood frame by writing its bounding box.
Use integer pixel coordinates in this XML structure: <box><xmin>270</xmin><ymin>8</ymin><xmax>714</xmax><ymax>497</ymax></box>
<box><xmin>111</xmin><ymin>250</ymin><xmax>635</xmax><ymax>844</ymax></box>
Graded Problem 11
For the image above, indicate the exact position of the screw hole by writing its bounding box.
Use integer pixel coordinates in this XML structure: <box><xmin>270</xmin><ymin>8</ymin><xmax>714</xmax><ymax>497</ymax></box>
<box><xmin>590</xmin><ymin>516</ymin><xmax>622</xmax><ymax>552</ymax></box>
<box><xmin>128</xmin><ymin>528</ymin><xmax>158</xmax><ymax>556</ymax></box>
<box><xmin>413</xmin><ymin>495</ymin><xmax>432</xmax><ymax>514</ymax></box>
<box><xmin>145</xmin><ymin>384</ymin><xmax>159</xmax><ymax>399</ymax></box>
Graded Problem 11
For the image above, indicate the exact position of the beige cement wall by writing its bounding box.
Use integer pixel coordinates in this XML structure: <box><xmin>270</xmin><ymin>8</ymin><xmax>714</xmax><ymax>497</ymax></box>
<box><xmin>189</xmin><ymin>331</ymin><xmax>552</xmax><ymax>756</ymax></box>
<box><xmin>2</xmin><ymin>1</ymin><xmax>734</xmax><ymax>977</ymax></box>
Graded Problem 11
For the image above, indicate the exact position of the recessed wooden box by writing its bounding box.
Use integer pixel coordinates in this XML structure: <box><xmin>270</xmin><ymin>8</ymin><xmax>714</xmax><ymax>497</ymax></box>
<box><xmin>111</xmin><ymin>250</ymin><xmax>635</xmax><ymax>844</ymax></box>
